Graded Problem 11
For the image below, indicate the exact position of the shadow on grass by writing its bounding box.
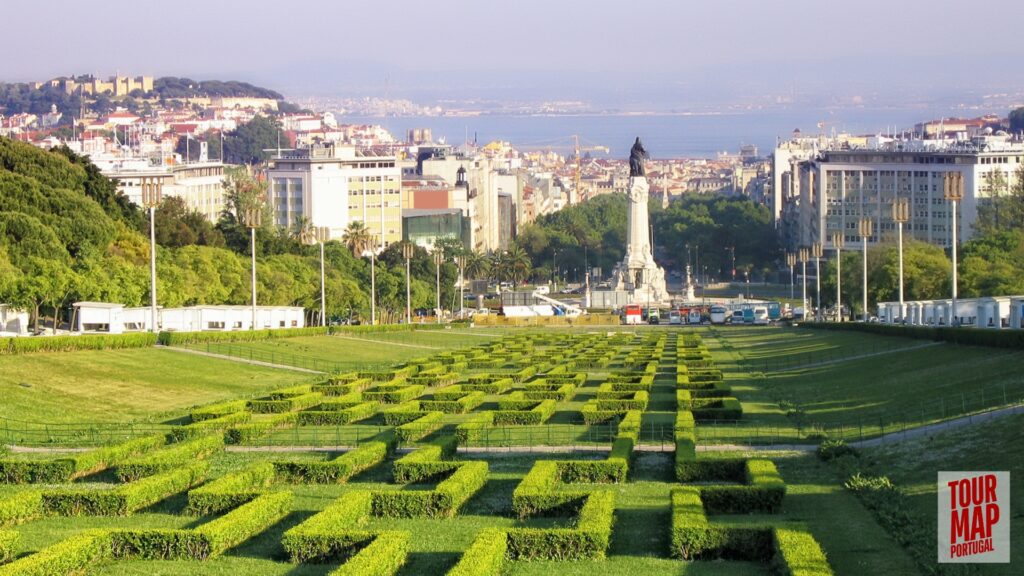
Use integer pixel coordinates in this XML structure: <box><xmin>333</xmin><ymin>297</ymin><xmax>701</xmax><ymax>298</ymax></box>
<box><xmin>396</xmin><ymin>551</ymin><xmax>461</xmax><ymax>576</ymax></box>
<box><xmin>610</xmin><ymin>507</ymin><xmax>671</xmax><ymax>558</ymax></box>
<box><xmin>225</xmin><ymin>509</ymin><xmax>316</xmax><ymax>561</ymax></box>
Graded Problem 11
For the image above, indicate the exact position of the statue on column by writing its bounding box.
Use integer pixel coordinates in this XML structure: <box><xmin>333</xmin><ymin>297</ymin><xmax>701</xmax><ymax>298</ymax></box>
<box><xmin>629</xmin><ymin>137</ymin><xmax>649</xmax><ymax>178</ymax></box>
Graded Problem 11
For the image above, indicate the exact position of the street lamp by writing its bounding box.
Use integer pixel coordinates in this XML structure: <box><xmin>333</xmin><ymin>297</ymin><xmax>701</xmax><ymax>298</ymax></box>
<box><xmin>812</xmin><ymin>242</ymin><xmax>823</xmax><ymax>321</ymax></box>
<box><xmin>727</xmin><ymin>246</ymin><xmax>736</xmax><ymax>281</ymax></box>
<box><xmin>242</xmin><ymin>202</ymin><xmax>263</xmax><ymax>330</ymax></box>
<box><xmin>831</xmin><ymin>233</ymin><xmax>844</xmax><ymax>322</ymax></box>
<box><xmin>403</xmin><ymin>242</ymin><xmax>415</xmax><ymax>324</ymax></box>
<box><xmin>944</xmin><ymin>172</ymin><xmax>964</xmax><ymax>326</ymax></box>
<box><xmin>799</xmin><ymin>247</ymin><xmax>809</xmax><ymax>318</ymax></box>
<box><xmin>454</xmin><ymin>255</ymin><xmax>466</xmax><ymax>320</ymax></box>
<box><xmin>552</xmin><ymin>249</ymin><xmax>559</xmax><ymax>292</ymax></box>
<box><xmin>302</xmin><ymin>226</ymin><xmax>330</xmax><ymax>327</ymax></box>
<box><xmin>141</xmin><ymin>179</ymin><xmax>162</xmax><ymax>333</ymax></box>
<box><xmin>786</xmin><ymin>252</ymin><xmax>796</xmax><ymax>300</ymax></box>
<box><xmin>858</xmin><ymin>217</ymin><xmax>873</xmax><ymax>322</ymax></box>
<box><xmin>433</xmin><ymin>249</ymin><xmax>444</xmax><ymax>324</ymax></box>
<box><xmin>892</xmin><ymin>199</ymin><xmax>910</xmax><ymax>323</ymax></box>
<box><xmin>361</xmin><ymin>235</ymin><xmax>378</xmax><ymax>326</ymax></box>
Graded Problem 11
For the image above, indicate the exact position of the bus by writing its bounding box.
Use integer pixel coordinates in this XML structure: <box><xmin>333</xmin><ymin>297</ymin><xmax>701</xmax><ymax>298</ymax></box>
<box><xmin>709</xmin><ymin>305</ymin><xmax>728</xmax><ymax>324</ymax></box>
<box><xmin>623</xmin><ymin>304</ymin><xmax>643</xmax><ymax>325</ymax></box>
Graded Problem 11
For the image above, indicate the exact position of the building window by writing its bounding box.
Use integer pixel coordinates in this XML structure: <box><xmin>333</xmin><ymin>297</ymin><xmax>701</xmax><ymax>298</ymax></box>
<box><xmin>207</xmin><ymin>321</ymin><xmax>225</xmax><ymax>330</ymax></box>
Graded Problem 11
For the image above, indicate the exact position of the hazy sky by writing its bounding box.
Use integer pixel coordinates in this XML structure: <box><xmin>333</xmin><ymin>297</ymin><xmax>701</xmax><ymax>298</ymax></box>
<box><xmin>4</xmin><ymin>0</ymin><xmax>1022</xmax><ymax>106</ymax></box>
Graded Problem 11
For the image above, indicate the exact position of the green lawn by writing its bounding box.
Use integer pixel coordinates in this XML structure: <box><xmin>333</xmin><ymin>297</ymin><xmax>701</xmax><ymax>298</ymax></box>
<box><xmin>854</xmin><ymin>413</ymin><xmax>1024</xmax><ymax>575</ymax></box>
<box><xmin>0</xmin><ymin>348</ymin><xmax>312</xmax><ymax>426</ymax></box>
<box><xmin>178</xmin><ymin>329</ymin><xmax>504</xmax><ymax>372</ymax></box>
<box><xmin>701</xmin><ymin>327</ymin><xmax>1024</xmax><ymax>443</ymax></box>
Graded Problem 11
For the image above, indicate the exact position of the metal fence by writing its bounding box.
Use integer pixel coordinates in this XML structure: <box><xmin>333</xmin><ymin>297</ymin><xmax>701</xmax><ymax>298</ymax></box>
<box><xmin>0</xmin><ymin>419</ymin><xmax>173</xmax><ymax>448</ymax></box>
<box><xmin>179</xmin><ymin>341</ymin><xmax>358</xmax><ymax>373</ymax></box>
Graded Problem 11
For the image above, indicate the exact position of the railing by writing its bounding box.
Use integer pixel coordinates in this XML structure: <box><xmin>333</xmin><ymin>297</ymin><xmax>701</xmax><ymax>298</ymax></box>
<box><xmin>0</xmin><ymin>419</ymin><xmax>173</xmax><ymax>448</ymax></box>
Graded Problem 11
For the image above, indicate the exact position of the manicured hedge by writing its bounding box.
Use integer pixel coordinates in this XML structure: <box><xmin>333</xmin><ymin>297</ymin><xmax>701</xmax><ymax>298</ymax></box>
<box><xmin>392</xmin><ymin>436</ymin><xmax>459</xmax><ymax>483</ymax></box>
<box><xmin>274</xmin><ymin>439</ymin><xmax>393</xmax><ymax>484</ymax></box>
<box><xmin>298</xmin><ymin>401</ymin><xmax>378</xmax><ymax>425</ymax></box>
<box><xmin>689</xmin><ymin>397</ymin><xmax>743</xmax><ymax>421</ymax></box>
<box><xmin>186</xmin><ymin>461</ymin><xmax>277</xmax><ymax>515</ymax></box>
<box><xmin>116</xmin><ymin>434</ymin><xmax>224</xmax><ymax>481</ymax></box>
<box><xmin>699</xmin><ymin>459</ymin><xmax>786</xmax><ymax>513</ymax></box>
<box><xmin>313</xmin><ymin>378</ymin><xmax>373</xmax><ymax>396</ymax></box>
<box><xmin>0</xmin><ymin>529</ymin><xmax>110</xmax><ymax>575</ymax></box>
<box><xmin>455</xmin><ymin>412</ymin><xmax>493</xmax><ymax>444</ymax></box>
<box><xmin>1</xmin><ymin>333</ymin><xmax>157</xmax><ymax>355</ymax></box>
<box><xmin>328</xmin><ymin>530</ymin><xmax>409</xmax><ymax>576</ymax></box>
<box><xmin>446</xmin><ymin>528</ymin><xmax>507</xmax><ymax>576</ymax></box>
<box><xmin>192</xmin><ymin>491</ymin><xmax>293</xmax><ymax>558</ymax></box>
<box><xmin>511</xmin><ymin>462</ymin><xmax>581</xmax><ymax>517</ymax></box>
<box><xmin>460</xmin><ymin>377</ymin><xmax>513</xmax><ymax>394</ymax></box>
<box><xmin>282</xmin><ymin>490</ymin><xmax>375</xmax><ymax>563</ymax></box>
<box><xmin>189</xmin><ymin>400</ymin><xmax>249</xmax><ymax>422</ymax></box>
<box><xmin>248</xmin><ymin>392</ymin><xmax>323</xmax><ymax>414</ymax></box>
<box><xmin>169</xmin><ymin>411</ymin><xmax>251</xmax><ymax>441</ymax></box>
<box><xmin>371</xmin><ymin>461</ymin><xmax>488</xmax><ymax>518</ymax></box>
<box><xmin>43</xmin><ymin>462</ymin><xmax>208</xmax><ymax>516</ymax></box>
<box><xmin>157</xmin><ymin>326</ymin><xmax>330</xmax><ymax>346</ymax></box>
<box><xmin>0</xmin><ymin>529</ymin><xmax>17</xmax><ymax>564</ymax></box>
<box><xmin>580</xmin><ymin>402</ymin><xmax>632</xmax><ymax>424</ymax></box>
<box><xmin>408</xmin><ymin>372</ymin><xmax>459</xmax><ymax>387</ymax></box>
<box><xmin>394</xmin><ymin>412</ymin><xmax>444</xmax><ymax>443</ymax></box>
<box><xmin>380</xmin><ymin>402</ymin><xmax>431</xmax><ymax>425</ymax></box>
<box><xmin>359</xmin><ymin>366</ymin><xmax>418</xmax><ymax>382</ymax></box>
<box><xmin>669</xmin><ymin>487</ymin><xmax>772</xmax><ymax>561</ymax></box>
<box><xmin>493</xmin><ymin>400</ymin><xmax>556</xmax><ymax>425</ymax></box>
<box><xmin>506</xmin><ymin>490</ymin><xmax>615</xmax><ymax>560</ymax></box>
<box><xmin>0</xmin><ymin>491</ymin><xmax>42</xmax><ymax>527</ymax></box>
<box><xmin>593</xmin><ymin>391</ymin><xmax>649</xmax><ymax>412</ymax></box>
<box><xmin>362</xmin><ymin>384</ymin><xmax>425</xmax><ymax>404</ymax></box>
<box><xmin>521</xmin><ymin>382</ymin><xmax>575</xmax><ymax>401</ymax></box>
<box><xmin>224</xmin><ymin>412</ymin><xmax>298</xmax><ymax>445</ymax></box>
<box><xmin>0</xmin><ymin>434</ymin><xmax>167</xmax><ymax>484</ymax></box>
<box><xmin>420</xmin><ymin>391</ymin><xmax>485</xmax><ymax>414</ymax></box>
<box><xmin>772</xmin><ymin>528</ymin><xmax>835</xmax><ymax>576</ymax></box>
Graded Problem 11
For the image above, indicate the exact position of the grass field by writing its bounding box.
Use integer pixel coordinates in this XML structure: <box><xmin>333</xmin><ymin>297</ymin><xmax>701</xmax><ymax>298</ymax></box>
<box><xmin>705</xmin><ymin>326</ymin><xmax>1024</xmax><ymax>441</ymax></box>
<box><xmin>178</xmin><ymin>329</ymin><xmax>504</xmax><ymax>372</ymax></box>
<box><xmin>854</xmin><ymin>412</ymin><xmax>1024</xmax><ymax>575</ymax></box>
<box><xmin>0</xmin><ymin>348</ymin><xmax>312</xmax><ymax>425</ymax></box>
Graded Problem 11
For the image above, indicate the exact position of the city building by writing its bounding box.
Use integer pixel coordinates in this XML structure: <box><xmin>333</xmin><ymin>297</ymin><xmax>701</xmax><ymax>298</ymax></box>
<box><xmin>402</xmin><ymin>208</ymin><xmax>471</xmax><ymax>249</ymax></box>
<box><xmin>73</xmin><ymin>303</ymin><xmax>305</xmax><ymax>333</ymax></box>
<box><xmin>96</xmin><ymin>159</ymin><xmax>228</xmax><ymax>222</ymax></box>
<box><xmin>781</xmin><ymin>133</ymin><xmax>1024</xmax><ymax>253</ymax></box>
<box><xmin>0</xmin><ymin>304</ymin><xmax>30</xmax><ymax>336</ymax></box>
<box><xmin>266</xmin><ymin>143</ymin><xmax>403</xmax><ymax>247</ymax></box>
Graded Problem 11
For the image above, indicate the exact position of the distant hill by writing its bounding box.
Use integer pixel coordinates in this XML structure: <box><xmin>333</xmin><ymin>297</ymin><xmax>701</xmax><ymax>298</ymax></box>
<box><xmin>152</xmin><ymin>77</ymin><xmax>283</xmax><ymax>100</ymax></box>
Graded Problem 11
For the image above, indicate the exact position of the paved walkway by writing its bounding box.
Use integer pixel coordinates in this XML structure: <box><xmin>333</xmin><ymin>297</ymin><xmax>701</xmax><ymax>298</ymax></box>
<box><xmin>849</xmin><ymin>402</ymin><xmax>1024</xmax><ymax>448</ymax></box>
<box><xmin>330</xmin><ymin>334</ymin><xmax>442</xmax><ymax>350</ymax></box>
<box><xmin>759</xmin><ymin>341</ymin><xmax>942</xmax><ymax>374</ymax></box>
<box><xmin>157</xmin><ymin>345</ymin><xmax>324</xmax><ymax>374</ymax></box>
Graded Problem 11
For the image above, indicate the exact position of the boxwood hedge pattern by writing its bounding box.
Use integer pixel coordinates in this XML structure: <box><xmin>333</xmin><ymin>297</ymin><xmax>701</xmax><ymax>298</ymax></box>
<box><xmin>0</xmin><ymin>330</ymin><xmax>841</xmax><ymax>575</ymax></box>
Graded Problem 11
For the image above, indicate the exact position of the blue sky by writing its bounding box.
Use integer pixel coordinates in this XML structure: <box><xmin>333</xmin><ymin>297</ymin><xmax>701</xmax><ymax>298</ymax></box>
<box><xmin>5</xmin><ymin>0</ymin><xmax>1022</xmax><ymax>106</ymax></box>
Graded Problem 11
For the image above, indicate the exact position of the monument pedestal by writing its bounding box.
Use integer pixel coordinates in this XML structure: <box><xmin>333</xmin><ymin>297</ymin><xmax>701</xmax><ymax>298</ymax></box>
<box><xmin>610</xmin><ymin>176</ymin><xmax>669</xmax><ymax>304</ymax></box>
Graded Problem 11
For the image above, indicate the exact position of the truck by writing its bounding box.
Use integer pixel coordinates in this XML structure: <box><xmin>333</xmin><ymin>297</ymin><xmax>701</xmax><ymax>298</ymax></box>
<box><xmin>623</xmin><ymin>304</ymin><xmax>643</xmax><ymax>325</ymax></box>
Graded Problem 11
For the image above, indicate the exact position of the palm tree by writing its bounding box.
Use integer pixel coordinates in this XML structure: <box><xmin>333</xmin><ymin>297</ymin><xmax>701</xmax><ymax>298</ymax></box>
<box><xmin>464</xmin><ymin>250</ymin><xmax>491</xmax><ymax>280</ymax></box>
<box><xmin>506</xmin><ymin>246</ymin><xmax>532</xmax><ymax>285</ymax></box>
<box><xmin>342</xmin><ymin>221</ymin><xmax>374</xmax><ymax>256</ymax></box>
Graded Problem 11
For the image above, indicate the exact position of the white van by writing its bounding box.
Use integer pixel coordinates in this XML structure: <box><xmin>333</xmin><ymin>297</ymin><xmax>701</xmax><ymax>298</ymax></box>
<box><xmin>753</xmin><ymin>307</ymin><xmax>769</xmax><ymax>325</ymax></box>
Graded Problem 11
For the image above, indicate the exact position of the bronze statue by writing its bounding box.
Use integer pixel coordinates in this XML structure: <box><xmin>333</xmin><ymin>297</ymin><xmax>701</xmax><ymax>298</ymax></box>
<box><xmin>629</xmin><ymin>137</ymin><xmax>649</xmax><ymax>177</ymax></box>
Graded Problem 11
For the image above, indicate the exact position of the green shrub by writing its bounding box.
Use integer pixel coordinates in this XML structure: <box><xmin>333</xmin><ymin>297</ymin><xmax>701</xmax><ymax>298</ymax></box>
<box><xmin>194</xmin><ymin>491</ymin><xmax>292</xmax><ymax>558</ymax></box>
<box><xmin>507</xmin><ymin>491</ymin><xmax>615</xmax><ymax>560</ymax></box>
<box><xmin>0</xmin><ymin>529</ymin><xmax>17</xmax><ymax>564</ymax></box>
<box><xmin>169</xmin><ymin>411</ymin><xmax>251</xmax><ymax>442</ymax></box>
<box><xmin>281</xmin><ymin>490</ymin><xmax>375</xmax><ymax>563</ymax></box>
<box><xmin>328</xmin><ymin>530</ymin><xmax>409</xmax><ymax>576</ymax></box>
<box><xmin>0</xmin><ymin>529</ymin><xmax>110</xmax><ymax>575</ymax></box>
<box><xmin>772</xmin><ymin>528</ymin><xmax>834</xmax><ymax>576</ymax></box>
<box><xmin>493</xmin><ymin>400</ymin><xmax>556</xmax><ymax>425</ymax></box>
<box><xmin>266</xmin><ymin>384</ymin><xmax>314</xmax><ymax>399</ymax></box>
<box><xmin>1</xmin><ymin>333</ymin><xmax>156</xmax><ymax>355</ymax></box>
<box><xmin>186</xmin><ymin>461</ymin><xmax>277</xmax><ymax>515</ymax></box>
<box><xmin>593</xmin><ymin>391</ymin><xmax>648</xmax><ymax>412</ymax></box>
<box><xmin>446</xmin><ymin>528</ymin><xmax>507</xmax><ymax>576</ymax></box>
<box><xmin>380</xmin><ymin>401</ymin><xmax>430</xmax><ymax>425</ymax></box>
<box><xmin>392</xmin><ymin>436</ymin><xmax>459</xmax><ymax>483</ymax></box>
<box><xmin>699</xmin><ymin>459</ymin><xmax>786</xmax><ymax>513</ymax></box>
<box><xmin>116</xmin><ymin>434</ymin><xmax>224</xmax><ymax>481</ymax></box>
<box><xmin>817</xmin><ymin>439</ymin><xmax>857</xmax><ymax>461</ymax></box>
<box><xmin>0</xmin><ymin>434</ymin><xmax>166</xmax><ymax>484</ymax></box>
<box><xmin>618</xmin><ymin>410</ymin><xmax>642</xmax><ymax>438</ymax></box>
<box><xmin>372</xmin><ymin>461</ymin><xmax>487</xmax><ymax>518</ymax></box>
<box><xmin>0</xmin><ymin>491</ymin><xmax>42</xmax><ymax>528</ymax></box>
<box><xmin>189</xmin><ymin>400</ymin><xmax>249</xmax><ymax>422</ymax></box>
<box><xmin>362</xmin><ymin>384</ymin><xmax>424</xmax><ymax>404</ymax></box>
<box><xmin>420</xmin><ymin>391</ymin><xmax>485</xmax><ymax>414</ymax></box>
<box><xmin>224</xmin><ymin>412</ymin><xmax>297</xmax><ymax>445</ymax></box>
<box><xmin>690</xmin><ymin>397</ymin><xmax>743</xmax><ymax>421</ymax></box>
<box><xmin>460</xmin><ymin>377</ymin><xmax>512</xmax><ymax>394</ymax></box>
<box><xmin>580</xmin><ymin>403</ymin><xmax>627</xmax><ymax>424</ymax></box>
<box><xmin>456</xmin><ymin>412</ymin><xmax>493</xmax><ymax>444</ymax></box>
<box><xmin>248</xmin><ymin>392</ymin><xmax>323</xmax><ymax>414</ymax></box>
<box><xmin>521</xmin><ymin>383</ymin><xmax>575</xmax><ymax>401</ymax></box>
<box><xmin>669</xmin><ymin>487</ymin><xmax>772</xmax><ymax>561</ymax></box>
<box><xmin>43</xmin><ymin>462</ymin><xmax>207</xmax><ymax>516</ymax></box>
<box><xmin>274</xmin><ymin>440</ymin><xmax>392</xmax><ymax>484</ymax></box>
<box><xmin>394</xmin><ymin>412</ymin><xmax>444</xmax><ymax>443</ymax></box>
<box><xmin>314</xmin><ymin>378</ymin><xmax>373</xmax><ymax>396</ymax></box>
<box><xmin>298</xmin><ymin>401</ymin><xmax>377</xmax><ymax>425</ymax></box>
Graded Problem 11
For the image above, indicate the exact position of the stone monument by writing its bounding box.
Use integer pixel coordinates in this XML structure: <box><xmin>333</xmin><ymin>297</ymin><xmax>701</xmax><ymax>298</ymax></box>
<box><xmin>611</xmin><ymin>138</ymin><xmax>669</xmax><ymax>304</ymax></box>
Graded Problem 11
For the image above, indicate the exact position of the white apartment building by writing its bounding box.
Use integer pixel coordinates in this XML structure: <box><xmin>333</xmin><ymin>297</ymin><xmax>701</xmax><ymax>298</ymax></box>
<box><xmin>421</xmin><ymin>154</ymin><xmax>502</xmax><ymax>252</ymax></box>
<box><xmin>266</xmin><ymin>144</ymin><xmax>403</xmax><ymax>247</ymax></box>
<box><xmin>96</xmin><ymin>158</ymin><xmax>228</xmax><ymax>222</ymax></box>
<box><xmin>784</xmin><ymin>134</ymin><xmax>1024</xmax><ymax>252</ymax></box>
